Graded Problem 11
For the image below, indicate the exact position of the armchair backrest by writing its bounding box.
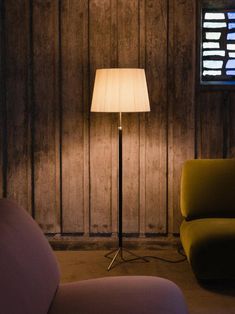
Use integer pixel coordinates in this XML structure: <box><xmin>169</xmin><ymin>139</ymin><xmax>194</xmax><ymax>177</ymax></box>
<box><xmin>0</xmin><ymin>199</ymin><xmax>60</xmax><ymax>314</ymax></box>
<box><xmin>181</xmin><ymin>159</ymin><xmax>235</xmax><ymax>220</ymax></box>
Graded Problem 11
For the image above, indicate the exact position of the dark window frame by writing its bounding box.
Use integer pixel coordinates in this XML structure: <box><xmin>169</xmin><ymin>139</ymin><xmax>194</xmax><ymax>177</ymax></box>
<box><xmin>197</xmin><ymin>0</ymin><xmax>235</xmax><ymax>91</ymax></box>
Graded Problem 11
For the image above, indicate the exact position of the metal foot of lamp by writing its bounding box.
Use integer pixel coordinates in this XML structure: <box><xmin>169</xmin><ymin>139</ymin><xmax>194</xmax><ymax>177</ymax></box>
<box><xmin>91</xmin><ymin>68</ymin><xmax>150</xmax><ymax>270</ymax></box>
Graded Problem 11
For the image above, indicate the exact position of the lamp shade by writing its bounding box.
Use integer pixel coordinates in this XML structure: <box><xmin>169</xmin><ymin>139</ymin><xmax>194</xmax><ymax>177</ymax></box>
<box><xmin>91</xmin><ymin>68</ymin><xmax>150</xmax><ymax>112</ymax></box>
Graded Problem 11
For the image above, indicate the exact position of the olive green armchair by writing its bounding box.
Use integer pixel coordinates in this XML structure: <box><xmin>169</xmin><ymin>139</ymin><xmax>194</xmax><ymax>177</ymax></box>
<box><xmin>180</xmin><ymin>159</ymin><xmax>235</xmax><ymax>280</ymax></box>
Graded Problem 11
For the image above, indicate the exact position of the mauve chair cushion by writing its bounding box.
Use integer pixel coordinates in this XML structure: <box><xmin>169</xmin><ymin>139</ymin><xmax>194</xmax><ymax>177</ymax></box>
<box><xmin>0</xmin><ymin>199</ymin><xmax>60</xmax><ymax>314</ymax></box>
<box><xmin>49</xmin><ymin>276</ymin><xmax>188</xmax><ymax>314</ymax></box>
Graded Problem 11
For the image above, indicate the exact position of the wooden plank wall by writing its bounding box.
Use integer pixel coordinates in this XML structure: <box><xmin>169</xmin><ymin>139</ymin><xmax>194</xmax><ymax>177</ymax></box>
<box><xmin>33</xmin><ymin>0</ymin><xmax>60</xmax><ymax>232</ymax></box>
<box><xmin>0</xmin><ymin>0</ymin><xmax>235</xmax><ymax>241</ymax></box>
<box><xmin>0</xmin><ymin>0</ymin><xmax>4</xmax><ymax>198</ymax></box>
<box><xmin>168</xmin><ymin>0</ymin><xmax>196</xmax><ymax>233</ymax></box>
<box><xmin>4</xmin><ymin>0</ymin><xmax>32</xmax><ymax>213</ymax></box>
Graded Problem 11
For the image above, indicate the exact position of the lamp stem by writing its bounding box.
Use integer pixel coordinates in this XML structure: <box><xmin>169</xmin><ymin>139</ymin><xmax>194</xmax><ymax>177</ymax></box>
<box><xmin>104</xmin><ymin>111</ymin><xmax>148</xmax><ymax>270</ymax></box>
<box><xmin>118</xmin><ymin>112</ymin><xmax>122</xmax><ymax>249</ymax></box>
<box><xmin>118</xmin><ymin>112</ymin><xmax>122</xmax><ymax>130</ymax></box>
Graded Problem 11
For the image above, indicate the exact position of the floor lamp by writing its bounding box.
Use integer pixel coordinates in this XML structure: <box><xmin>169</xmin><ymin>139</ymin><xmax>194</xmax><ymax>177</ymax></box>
<box><xmin>91</xmin><ymin>68</ymin><xmax>150</xmax><ymax>270</ymax></box>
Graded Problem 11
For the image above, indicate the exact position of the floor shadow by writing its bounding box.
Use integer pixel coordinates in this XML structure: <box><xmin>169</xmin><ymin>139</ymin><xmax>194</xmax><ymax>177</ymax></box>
<box><xmin>198</xmin><ymin>279</ymin><xmax>235</xmax><ymax>296</ymax></box>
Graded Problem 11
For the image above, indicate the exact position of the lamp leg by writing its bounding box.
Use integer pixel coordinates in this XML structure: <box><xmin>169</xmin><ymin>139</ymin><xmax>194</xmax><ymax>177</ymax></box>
<box><xmin>105</xmin><ymin>247</ymin><xmax>149</xmax><ymax>271</ymax></box>
<box><xmin>105</xmin><ymin>248</ymin><xmax>121</xmax><ymax>271</ymax></box>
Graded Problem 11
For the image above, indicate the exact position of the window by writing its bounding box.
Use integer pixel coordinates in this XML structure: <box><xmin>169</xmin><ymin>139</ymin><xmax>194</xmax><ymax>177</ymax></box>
<box><xmin>200</xmin><ymin>9</ymin><xmax>235</xmax><ymax>85</ymax></box>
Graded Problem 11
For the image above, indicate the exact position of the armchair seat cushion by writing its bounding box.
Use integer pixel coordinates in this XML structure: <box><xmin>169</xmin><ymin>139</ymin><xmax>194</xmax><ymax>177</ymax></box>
<box><xmin>49</xmin><ymin>276</ymin><xmax>188</xmax><ymax>314</ymax></box>
<box><xmin>181</xmin><ymin>218</ymin><xmax>235</xmax><ymax>280</ymax></box>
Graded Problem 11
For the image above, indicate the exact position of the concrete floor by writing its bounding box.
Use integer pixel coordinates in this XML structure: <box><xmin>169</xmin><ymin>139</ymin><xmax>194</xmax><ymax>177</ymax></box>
<box><xmin>55</xmin><ymin>249</ymin><xmax>235</xmax><ymax>314</ymax></box>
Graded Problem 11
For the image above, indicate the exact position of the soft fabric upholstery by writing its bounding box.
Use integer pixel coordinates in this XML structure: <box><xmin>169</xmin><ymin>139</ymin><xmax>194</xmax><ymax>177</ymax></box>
<box><xmin>181</xmin><ymin>219</ymin><xmax>235</xmax><ymax>280</ymax></box>
<box><xmin>49</xmin><ymin>277</ymin><xmax>187</xmax><ymax>314</ymax></box>
<box><xmin>0</xmin><ymin>199</ymin><xmax>60</xmax><ymax>314</ymax></box>
<box><xmin>180</xmin><ymin>159</ymin><xmax>235</xmax><ymax>280</ymax></box>
<box><xmin>181</xmin><ymin>159</ymin><xmax>235</xmax><ymax>220</ymax></box>
<box><xmin>0</xmin><ymin>199</ymin><xmax>188</xmax><ymax>313</ymax></box>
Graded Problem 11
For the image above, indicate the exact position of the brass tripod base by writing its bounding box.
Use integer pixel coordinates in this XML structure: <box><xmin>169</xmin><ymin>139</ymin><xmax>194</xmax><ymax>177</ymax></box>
<box><xmin>104</xmin><ymin>247</ymin><xmax>149</xmax><ymax>271</ymax></box>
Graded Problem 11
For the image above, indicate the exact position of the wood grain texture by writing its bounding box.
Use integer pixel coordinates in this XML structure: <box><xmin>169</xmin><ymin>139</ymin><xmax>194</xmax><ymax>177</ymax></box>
<box><xmin>0</xmin><ymin>0</ymin><xmax>4</xmax><ymax>197</ymax></box>
<box><xmin>118</xmin><ymin>0</ymin><xmax>140</xmax><ymax>234</ymax></box>
<box><xmin>89</xmin><ymin>0</ymin><xmax>112</xmax><ymax>234</ymax></box>
<box><xmin>2</xmin><ymin>0</ymin><xmax>235</xmax><ymax>239</ymax></box>
<box><xmin>82</xmin><ymin>2</ymin><xmax>90</xmax><ymax>237</ymax></box>
<box><xmin>110</xmin><ymin>0</ymin><xmax>118</xmax><ymax>237</ymax></box>
<box><xmin>60</xmin><ymin>0</ymin><xmax>88</xmax><ymax>233</ymax></box>
<box><xmin>197</xmin><ymin>92</ymin><xmax>224</xmax><ymax>158</ymax></box>
<box><xmin>168</xmin><ymin>0</ymin><xmax>196</xmax><ymax>233</ymax></box>
<box><xmin>5</xmin><ymin>0</ymin><xmax>31</xmax><ymax>211</ymax></box>
<box><xmin>227</xmin><ymin>93</ymin><xmax>235</xmax><ymax>158</ymax></box>
<box><xmin>33</xmin><ymin>0</ymin><xmax>60</xmax><ymax>233</ymax></box>
<box><xmin>145</xmin><ymin>0</ymin><xmax>167</xmax><ymax>234</ymax></box>
<box><xmin>199</xmin><ymin>0</ymin><xmax>235</xmax><ymax>10</ymax></box>
<box><xmin>139</xmin><ymin>0</ymin><xmax>146</xmax><ymax>236</ymax></box>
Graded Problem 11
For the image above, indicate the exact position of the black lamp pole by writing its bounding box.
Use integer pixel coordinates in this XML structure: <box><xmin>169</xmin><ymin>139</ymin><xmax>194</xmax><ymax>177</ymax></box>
<box><xmin>105</xmin><ymin>113</ymin><xmax>148</xmax><ymax>270</ymax></box>
<box><xmin>118</xmin><ymin>113</ymin><xmax>123</xmax><ymax>250</ymax></box>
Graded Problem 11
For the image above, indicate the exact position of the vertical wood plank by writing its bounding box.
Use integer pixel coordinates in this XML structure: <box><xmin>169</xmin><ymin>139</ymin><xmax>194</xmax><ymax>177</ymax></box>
<box><xmin>197</xmin><ymin>92</ymin><xmax>224</xmax><ymax>158</ymax></box>
<box><xmin>82</xmin><ymin>2</ymin><xmax>90</xmax><ymax>236</ymax></box>
<box><xmin>227</xmin><ymin>92</ymin><xmax>235</xmax><ymax>158</ymax></box>
<box><xmin>145</xmin><ymin>0</ymin><xmax>168</xmax><ymax>234</ymax></box>
<box><xmin>33</xmin><ymin>0</ymin><xmax>60</xmax><ymax>233</ymax></box>
<box><xmin>118</xmin><ymin>0</ymin><xmax>140</xmax><ymax>234</ymax></box>
<box><xmin>139</xmin><ymin>0</ymin><xmax>146</xmax><ymax>237</ymax></box>
<box><xmin>168</xmin><ymin>0</ymin><xmax>196</xmax><ymax>233</ymax></box>
<box><xmin>5</xmin><ymin>0</ymin><xmax>31</xmax><ymax>212</ymax></box>
<box><xmin>61</xmin><ymin>0</ymin><xmax>88</xmax><ymax>233</ymax></box>
<box><xmin>0</xmin><ymin>0</ymin><xmax>4</xmax><ymax>197</ymax></box>
<box><xmin>89</xmin><ymin>0</ymin><xmax>112</xmax><ymax>234</ymax></box>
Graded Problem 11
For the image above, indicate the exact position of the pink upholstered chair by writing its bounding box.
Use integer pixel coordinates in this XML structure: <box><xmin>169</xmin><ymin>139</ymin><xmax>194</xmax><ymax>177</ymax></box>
<box><xmin>0</xmin><ymin>199</ymin><xmax>188</xmax><ymax>314</ymax></box>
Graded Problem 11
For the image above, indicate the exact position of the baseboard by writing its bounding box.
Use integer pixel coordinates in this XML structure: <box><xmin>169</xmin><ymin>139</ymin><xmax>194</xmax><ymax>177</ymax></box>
<box><xmin>48</xmin><ymin>234</ymin><xmax>181</xmax><ymax>250</ymax></box>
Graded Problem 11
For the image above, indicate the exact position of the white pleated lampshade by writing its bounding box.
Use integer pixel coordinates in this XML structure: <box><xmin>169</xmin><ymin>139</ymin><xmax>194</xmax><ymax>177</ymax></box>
<box><xmin>91</xmin><ymin>68</ymin><xmax>150</xmax><ymax>112</ymax></box>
